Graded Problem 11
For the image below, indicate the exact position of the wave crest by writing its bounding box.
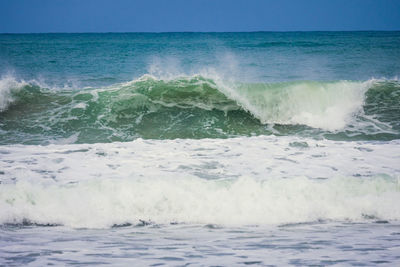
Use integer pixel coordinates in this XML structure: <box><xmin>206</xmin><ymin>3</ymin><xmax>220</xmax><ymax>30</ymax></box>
<box><xmin>1</xmin><ymin>74</ymin><xmax>399</xmax><ymax>144</ymax></box>
<box><xmin>227</xmin><ymin>80</ymin><xmax>373</xmax><ymax>131</ymax></box>
<box><xmin>104</xmin><ymin>74</ymin><xmax>239</xmax><ymax>112</ymax></box>
<box><xmin>0</xmin><ymin>76</ymin><xmax>30</xmax><ymax>111</ymax></box>
<box><xmin>95</xmin><ymin>75</ymin><xmax>376</xmax><ymax>131</ymax></box>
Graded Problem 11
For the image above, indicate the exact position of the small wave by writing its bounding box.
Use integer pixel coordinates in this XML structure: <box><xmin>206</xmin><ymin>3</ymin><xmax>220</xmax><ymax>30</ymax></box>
<box><xmin>0</xmin><ymin>75</ymin><xmax>30</xmax><ymax>111</ymax></box>
<box><xmin>245</xmin><ymin>41</ymin><xmax>329</xmax><ymax>48</ymax></box>
<box><xmin>0</xmin><ymin>75</ymin><xmax>76</xmax><ymax>112</ymax></box>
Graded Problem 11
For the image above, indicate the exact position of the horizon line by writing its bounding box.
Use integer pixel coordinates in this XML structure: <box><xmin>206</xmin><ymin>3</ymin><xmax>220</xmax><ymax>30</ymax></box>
<box><xmin>1</xmin><ymin>30</ymin><xmax>400</xmax><ymax>34</ymax></box>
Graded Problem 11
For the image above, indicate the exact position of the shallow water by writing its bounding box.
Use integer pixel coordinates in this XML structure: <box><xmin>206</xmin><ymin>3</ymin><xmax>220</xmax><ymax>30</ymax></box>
<box><xmin>2</xmin><ymin>222</ymin><xmax>400</xmax><ymax>266</ymax></box>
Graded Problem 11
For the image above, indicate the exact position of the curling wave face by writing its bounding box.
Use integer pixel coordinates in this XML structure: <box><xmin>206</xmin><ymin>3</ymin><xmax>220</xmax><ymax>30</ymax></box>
<box><xmin>0</xmin><ymin>74</ymin><xmax>399</xmax><ymax>144</ymax></box>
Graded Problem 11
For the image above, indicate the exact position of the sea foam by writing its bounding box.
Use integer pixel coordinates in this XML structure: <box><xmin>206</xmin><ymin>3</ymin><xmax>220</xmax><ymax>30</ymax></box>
<box><xmin>1</xmin><ymin>136</ymin><xmax>399</xmax><ymax>228</ymax></box>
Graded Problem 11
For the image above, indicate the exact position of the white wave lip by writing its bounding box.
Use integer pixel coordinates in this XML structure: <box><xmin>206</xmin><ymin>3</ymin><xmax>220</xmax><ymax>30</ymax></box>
<box><xmin>145</xmin><ymin>55</ymin><xmax>380</xmax><ymax>131</ymax></box>
<box><xmin>114</xmin><ymin>73</ymin><xmax>377</xmax><ymax>131</ymax></box>
<box><xmin>0</xmin><ymin>75</ymin><xmax>29</xmax><ymax>111</ymax></box>
<box><xmin>215</xmin><ymin>79</ymin><xmax>374</xmax><ymax>131</ymax></box>
<box><xmin>1</xmin><ymin>136</ymin><xmax>399</xmax><ymax>228</ymax></box>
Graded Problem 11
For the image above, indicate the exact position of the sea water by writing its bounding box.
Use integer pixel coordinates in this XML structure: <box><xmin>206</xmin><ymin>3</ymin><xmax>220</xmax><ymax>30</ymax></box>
<box><xmin>0</xmin><ymin>32</ymin><xmax>400</xmax><ymax>265</ymax></box>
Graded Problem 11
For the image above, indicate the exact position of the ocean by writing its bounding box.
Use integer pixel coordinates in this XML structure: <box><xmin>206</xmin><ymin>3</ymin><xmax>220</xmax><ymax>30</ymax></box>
<box><xmin>0</xmin><ymin>32</ymin><xmax>400</xmax><ymax>266</ymax></box>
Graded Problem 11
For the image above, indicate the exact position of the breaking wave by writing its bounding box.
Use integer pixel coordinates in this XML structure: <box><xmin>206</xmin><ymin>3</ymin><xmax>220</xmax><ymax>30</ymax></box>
<box><xmin>0</xmin><ymin>74</ymin><xmax>399</xmax><ymax>144</ymax></box>
<box><xmin>1</xmin><ymin>175</ymin><xmax>399</xmax><ymax>228</ymax></box>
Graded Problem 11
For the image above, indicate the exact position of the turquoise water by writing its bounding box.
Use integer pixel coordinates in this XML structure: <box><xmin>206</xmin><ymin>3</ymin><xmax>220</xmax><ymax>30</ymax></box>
<box><xmin>1</xmin><ymin>32</ymin><xmax>400</xmax><ymax>144</ymax></box>
<box><xmin>1</xmin><ymin>32</ymin><xmax>400</xmax><ymax>266</ymax></box>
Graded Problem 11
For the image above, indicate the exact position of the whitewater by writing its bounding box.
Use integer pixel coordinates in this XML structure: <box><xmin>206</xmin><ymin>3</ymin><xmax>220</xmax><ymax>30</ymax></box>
<box><xmin>1</xmin><ymin>32</ymin><xmax>400</xmax><ymax>266</ymax></box>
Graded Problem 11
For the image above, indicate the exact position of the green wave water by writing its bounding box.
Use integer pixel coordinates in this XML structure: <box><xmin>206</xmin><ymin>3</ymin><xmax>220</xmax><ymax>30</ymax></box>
<box><xmin>1</xmin><ymin>32</ymin><xmax>400</xmax><ymax>144</ymax></box>
<box><xmin>1</xmin><ymin>74</ymin><xmax>399</xmax><ymax>144</ymax></box>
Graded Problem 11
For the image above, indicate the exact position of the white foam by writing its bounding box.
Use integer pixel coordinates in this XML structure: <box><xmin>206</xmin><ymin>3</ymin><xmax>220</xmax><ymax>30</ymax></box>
<box><xmin>0</xmin><ymin>75</ymin><xmax>29</xmax><ymax>111</ymax></box>
<box><xmin>1</xmin><ymin>175</ymin><xmax>399</xmax><ymax>228</ymax></box>
<box><xmin>217</xmin><ymin>79</ymin><xmax>374</xmax><ymax>131</ymax></box>
<box><xmin>0</xmin><ymin>136</ymin><xmax>399</xmax><ymax>228</ymax></box>
<box><xmin>72</xmin><ymin>103</ymin><xmax>87</xmax><ymax>109</ymax></box>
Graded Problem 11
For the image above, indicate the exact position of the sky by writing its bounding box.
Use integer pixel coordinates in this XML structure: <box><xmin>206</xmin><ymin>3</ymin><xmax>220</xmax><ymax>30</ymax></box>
<box><xmin>0</xmin><ymin>0</ymin><xmax>400</xmax><ymax>33</ymax></box>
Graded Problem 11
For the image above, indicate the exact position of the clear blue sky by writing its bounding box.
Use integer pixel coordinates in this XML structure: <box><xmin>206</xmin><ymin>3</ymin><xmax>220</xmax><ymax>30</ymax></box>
<box><xmin>1</xmin><ymin>0</ymin><xmax>399</xmax><ymax>33</ymax></box>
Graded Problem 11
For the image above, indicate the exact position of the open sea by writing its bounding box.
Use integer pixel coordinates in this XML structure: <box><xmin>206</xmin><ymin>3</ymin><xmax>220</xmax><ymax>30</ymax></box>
<box><xmin>0</xmin><ymin>32</ymin><xmax>400</xmax><ymax>266</ymax></box>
